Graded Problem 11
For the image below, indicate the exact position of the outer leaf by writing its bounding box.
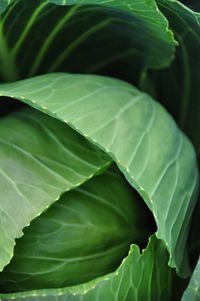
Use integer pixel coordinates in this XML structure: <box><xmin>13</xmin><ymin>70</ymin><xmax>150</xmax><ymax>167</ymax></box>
<box><xmin>0</xmin><ymin>235</ymin><xmax>172</xmax><ymax>301</ymax></box>
<box><xmin>0</xmin><ymin>107</ymin><xmax>111</xmax><ymax>272</ymax></box>
<box><xmin>181</xmin><ymin>257</ymin><xmax>200</xmax><ymax>301</ymax></box>
<box><xmin>0</xmin><ymin>0</ymin><xmax>176</xmax><ymax>82</ymax></box>
<box><xmin>155</xmin><ymin>0</ymin><xmax>200</xmax><ymax>161</ymax></box>
<box><xmin>0</xmin><ymin>73</ymin><xmax>198</xmax><ymax>276</ymax></box>
<box><xmin>0</xmin><ymin>167</ymin><xmax>152</xmax><ymax>292</ymax></box>
<box><xmin>151</xmin><ymin>3</ymin><xmax>200</xmax><ymax>295</ymax></box>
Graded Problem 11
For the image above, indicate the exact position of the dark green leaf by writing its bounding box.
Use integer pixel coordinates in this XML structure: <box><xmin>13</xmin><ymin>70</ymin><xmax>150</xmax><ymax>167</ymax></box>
<box><xmin>0</xmin><ymin>167</ymin><xmax>153</xmax><ymax>292</ymax></box>
<box><xmin>0</xmin><ymin>0</ymin><xmax>176</xmax><ymax>83</ymax></box>
<box><xmin>0</xmin><ymin>235</ymin><xmax>172</xmax><ymax>301</ymax></box>
<box><xmin>153</xmin><ymin>0</ymin><xmax>200</xmax><ymax>162</ymax></box>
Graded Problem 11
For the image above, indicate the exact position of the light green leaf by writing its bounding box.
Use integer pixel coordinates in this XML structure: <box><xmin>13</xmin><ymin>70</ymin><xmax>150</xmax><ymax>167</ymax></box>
<box><xmin>0</xmin><ymin>106</ymin><xmax>111</xmax><ymax>272</ymax></box>
<box><xmin>0</xmin><ymin>235</ymin><xmax>172</xmax><ymax>301</ymax></box>
<box><xmin>0</xmin><ymin>167</ymin><xmax>152</xmax><ymax>292</ymax></box>
<box><xmin>0</xmin><ymin>0</ymin><xmax>176</xmax><ymax>82</ymax></box>
<box><xmin>0</xmin><ymin>72</ymin><xmax>198</xmax><ymax>276</ymax></box>
<box><xmin>182</xmin><ymin>257</ymin><xmax>200</xmax><ymax>301</ymax></box>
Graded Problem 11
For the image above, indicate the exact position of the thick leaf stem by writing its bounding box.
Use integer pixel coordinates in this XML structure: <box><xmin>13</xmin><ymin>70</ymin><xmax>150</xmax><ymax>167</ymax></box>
<box><xmin>0</xmin><ymin>24</ymin><xmax>19</xmax><ymax>82</ymax></box>
<box><xmin>28</xmin><ymin>5</ymin><xmax>80</xmax><ymax>77</ymax></box>
<box><xmin>11</xmin><ymin>1</ymin><xmax>49</xmax><ymax>58</ymax></box>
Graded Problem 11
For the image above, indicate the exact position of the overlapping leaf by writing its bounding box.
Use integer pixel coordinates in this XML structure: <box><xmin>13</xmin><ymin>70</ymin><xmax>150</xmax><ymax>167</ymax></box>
<box><xmin>0</xmin><ymin>168</ymin><xmax>153</xmax><ymax>292</ymax></box>
<box><xmin>0</xmin><ymin>73</ymin><xmax>198</xmax><ymax>276</ymax></box>
<box><xmin>0</xmin><ymin>235</ymin><xmax>172</xmax><ymax>301</ymax></box>
<box><xmin>154</xmin><ymin>0</ymin><xmax>200</xmax><ymax>161</ymax></box>
<box><xmin>0</xmin><ymin>1</ymin><xmax>199</xmax><ymax>300</ymax></box>
<box><xmin>0</xmin><ymin>0</ymin><xmax>176</xmax><ymax>83</ymax></box>
<box><xmin>152</xmin><ymin>2</ymin><xmax>200</xmax><ymax>294</ymax></box>
<box><xmin>0</xmin><ymin>107</ymin><xmax>111</xmax><ymax>272</ymax></box>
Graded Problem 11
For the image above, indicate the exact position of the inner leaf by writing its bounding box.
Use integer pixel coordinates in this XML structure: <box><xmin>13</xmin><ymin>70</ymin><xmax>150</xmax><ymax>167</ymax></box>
<box><xmin>0</xmin><ymin>165</ymin><xmax>155</xmax><ymax>293</ymax></box>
